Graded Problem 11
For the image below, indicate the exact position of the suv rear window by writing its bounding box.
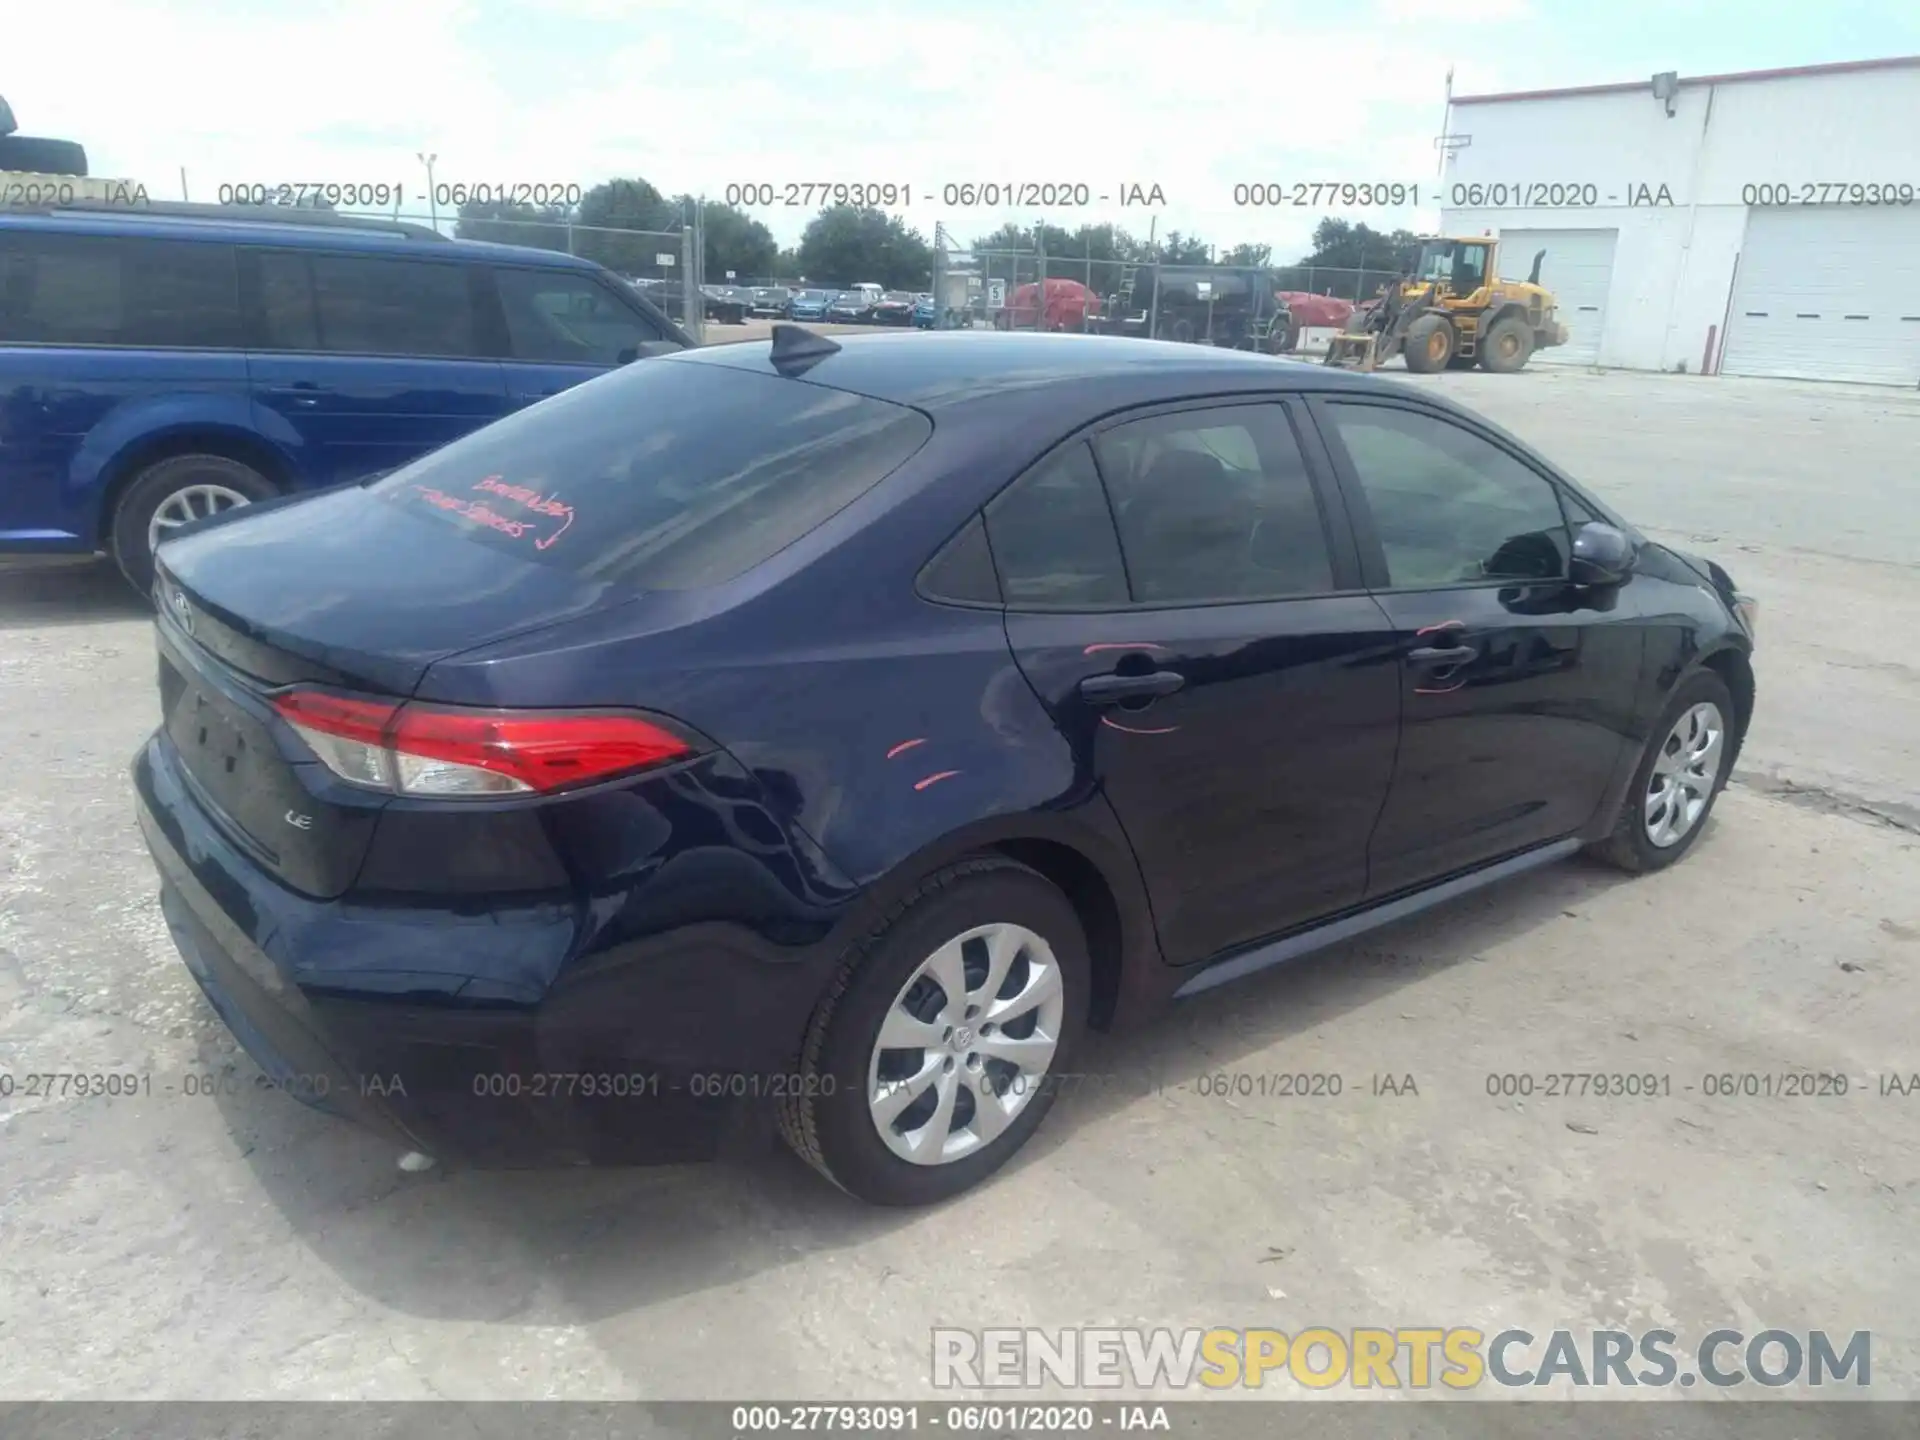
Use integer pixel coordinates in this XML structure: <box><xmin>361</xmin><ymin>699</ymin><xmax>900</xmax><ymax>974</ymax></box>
<box><xmin>372</xmin><ymin>359</ymin><xmax>931</xmax><ymax>589</ymax></box>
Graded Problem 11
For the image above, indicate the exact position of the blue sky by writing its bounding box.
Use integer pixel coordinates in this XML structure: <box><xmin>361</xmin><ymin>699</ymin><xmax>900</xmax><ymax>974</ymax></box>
<box><xmin>10</xmin><ymin>0</ymin><xmax>1918</xmax><ymax>261</ymax></box>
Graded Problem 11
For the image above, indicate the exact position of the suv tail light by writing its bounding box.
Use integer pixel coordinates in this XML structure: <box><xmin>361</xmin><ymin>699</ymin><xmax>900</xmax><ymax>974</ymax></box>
<box><xmin>270</xmin><ymin>689</ymin><xmax>697</xmax><ymax>797</ymax></box>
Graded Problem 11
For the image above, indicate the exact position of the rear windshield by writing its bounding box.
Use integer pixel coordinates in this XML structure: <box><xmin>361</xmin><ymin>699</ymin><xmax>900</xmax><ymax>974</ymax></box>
<box><xmin>371</xmin><ymin>359</ymin><xmax>931</xmax><ymax>589</ymax></box>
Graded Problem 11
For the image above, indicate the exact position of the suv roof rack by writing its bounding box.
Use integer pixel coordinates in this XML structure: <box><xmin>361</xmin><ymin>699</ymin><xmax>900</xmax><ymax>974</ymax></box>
<box><xmin>39</xmin><ymin>199</ymin><xmax>450</xmax><ymax>241</ymax></box>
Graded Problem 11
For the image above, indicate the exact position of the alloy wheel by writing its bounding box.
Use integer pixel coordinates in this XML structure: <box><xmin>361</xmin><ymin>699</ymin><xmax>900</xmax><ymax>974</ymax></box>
<box><xmin>867</xmin><ymin>921</ymin><xmax>1065</xmax><ymax>1166</ymax></box>
<box><xmin>148</xmin><ymin>483</ymin><xmax>253</xmax><ymax>552</ymax></box>
<box><xmin>1643</xmin><ymin>701</ymin><xmax>1726</xmax><ymax>847</ymax></box>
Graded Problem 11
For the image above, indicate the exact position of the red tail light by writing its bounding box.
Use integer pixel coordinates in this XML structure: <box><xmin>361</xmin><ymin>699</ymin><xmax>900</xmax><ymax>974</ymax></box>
<box><xmin>270</xmin><ymin>689</ymin><xmax>697</xmax><ymax>797</ymax></box>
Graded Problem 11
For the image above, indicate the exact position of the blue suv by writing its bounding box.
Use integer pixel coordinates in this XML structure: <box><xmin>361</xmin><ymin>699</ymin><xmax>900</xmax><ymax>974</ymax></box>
<box><xmin>0</xmin><ymin>202</ymin><xmax>691</xmax><ymax>591</ymax></box>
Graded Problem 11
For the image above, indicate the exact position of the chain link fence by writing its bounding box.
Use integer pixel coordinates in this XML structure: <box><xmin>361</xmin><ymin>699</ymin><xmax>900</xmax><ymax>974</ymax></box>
<box><xmin>1271</xmin><ymin>264</ymin><xmax>1403</xmax><ymax>305</ymax></box>
<box><xmin>930</xmin><ymin>225</ymin><xmax>1401</xmax><ymax>343</ymax></box>
<box><xmin>149</xmin><ymin>178</ymin><xmax>1402</xmax><ymax>346</ymax></box>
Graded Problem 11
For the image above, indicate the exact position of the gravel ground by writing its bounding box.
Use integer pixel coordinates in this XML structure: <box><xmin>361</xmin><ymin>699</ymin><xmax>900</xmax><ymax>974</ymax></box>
<box><xmin>0</xmin><ymin>363</ymin><xmax>1915</xmax><ymax>1405</ymax></box>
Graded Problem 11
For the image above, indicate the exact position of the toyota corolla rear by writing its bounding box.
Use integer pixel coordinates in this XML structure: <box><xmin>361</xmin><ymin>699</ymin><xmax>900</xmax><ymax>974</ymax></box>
<box><xmin>132</xmin><ymin>353</ymin><xmax>934</xmax><ymax>1165</ymax></box>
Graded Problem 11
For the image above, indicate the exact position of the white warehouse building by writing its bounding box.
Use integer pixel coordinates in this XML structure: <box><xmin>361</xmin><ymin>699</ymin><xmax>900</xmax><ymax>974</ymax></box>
<box><xmin>1437</xmin><ymin>56</ymin><xmax>1920</xmax><ymax>385</ymax></box>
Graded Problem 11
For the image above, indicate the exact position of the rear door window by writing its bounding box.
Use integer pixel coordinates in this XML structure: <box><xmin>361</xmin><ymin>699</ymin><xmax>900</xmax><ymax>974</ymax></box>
<box><xmin>982</xmin><ymin>442</ymin><xmax>1128</xmax><ymax>607</ymax></box>
<box><xmin>0</xmin><ymin>231</ymin><xmax>241</xmax><ymax>348</ymax></box>
<box><xmin>495</xmin><ymin>266</ymin><xmax>665</xmax><ymax>365</ymax></box>
<box><xmin>1093</xmin><ymin>403</ymin><xmax>1335</xmax><ymax>604</ymax></box>
<box><xmin>371</xmin><ymin>359</ymin><xmax>931</xmax><ymax>588</ymax></box>
<box><xmin>253</xmin><ymin>249</ymin><xmax>479</xmax><ymax>357</ymax></box>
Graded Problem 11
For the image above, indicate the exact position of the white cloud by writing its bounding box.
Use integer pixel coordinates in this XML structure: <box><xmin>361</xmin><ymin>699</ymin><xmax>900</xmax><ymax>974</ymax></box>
<box><xmin>1379</xmin><ymin>0</ymin><xmax>1533</xmax><ymax>18</ymax></box>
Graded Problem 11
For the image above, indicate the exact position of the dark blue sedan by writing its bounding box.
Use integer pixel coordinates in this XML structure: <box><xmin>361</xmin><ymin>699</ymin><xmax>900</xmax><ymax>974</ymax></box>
<box><xmin>134</xmin><ymin>328</ymin><xmax>1756</xmax><ymax>1205</ymax></box>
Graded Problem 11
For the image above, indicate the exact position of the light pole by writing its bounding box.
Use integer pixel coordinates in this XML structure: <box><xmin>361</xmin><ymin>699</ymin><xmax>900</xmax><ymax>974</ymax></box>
<box><xmin>417</xmin><ymin>152</ymin><xmax>438</xmax><ymax>229</ymax></box>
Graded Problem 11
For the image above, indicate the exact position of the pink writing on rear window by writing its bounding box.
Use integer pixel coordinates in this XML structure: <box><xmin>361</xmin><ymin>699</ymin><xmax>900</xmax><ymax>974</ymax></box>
<box><xmin>470</xmin><ymin>474</ymin><xmax>575</xmax><ymax>550</ymax></box>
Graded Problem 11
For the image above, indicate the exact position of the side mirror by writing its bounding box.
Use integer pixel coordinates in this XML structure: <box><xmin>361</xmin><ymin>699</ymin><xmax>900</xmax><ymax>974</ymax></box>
<box><xmin>1570</xmin><ymin>521</ymin><xmax>1636</xmax><ymax>587</ymax></box>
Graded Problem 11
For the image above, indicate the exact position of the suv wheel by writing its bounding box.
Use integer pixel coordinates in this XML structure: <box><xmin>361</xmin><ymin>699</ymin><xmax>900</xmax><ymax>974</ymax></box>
<box><xmin>1588</xmin><ymin>670</ymin><xmax>1736</xmax><ymax>873</ymax></box>
<box><xmin>111</xmin><ymin>453</ymin><xmax>278</xmax><ymax>595</ymax></box>
<box><xmin>778</xmin><ymin>857</ymin><xmax>1089</xmax><ymax>1205</ymax></box>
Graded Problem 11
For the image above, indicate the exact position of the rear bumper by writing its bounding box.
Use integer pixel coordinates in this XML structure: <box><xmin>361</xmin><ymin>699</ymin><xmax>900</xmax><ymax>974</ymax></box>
<box><xmin>133</xmin><ymin>734</ymin><xmax>845</xmax><ymax>1167</ymax></box>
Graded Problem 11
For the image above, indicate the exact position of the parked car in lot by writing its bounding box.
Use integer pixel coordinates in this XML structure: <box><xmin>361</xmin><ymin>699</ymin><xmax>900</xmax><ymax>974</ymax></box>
<box><xmin>871</xmin><ymin>291</ymin><xmax>917</xmax><ymax>326</ymax></box>
<box><xmin>701</xmin><ymin>285</ymin><xmax>753</xmax><ymax>324</ymax></box>
<box><xmin>750</xmin><ymin>286</ymin><xmax>793</xmax><ymax>318</ymax></box>
<box><xmin>134</xmin><ymin>328</ymin><xmax>1756</xmax><ymax>1206</ymax></box>
<box><xmin>0</xmin><ymin>201</ymin><xmax>690</xmax><ymax>592</ymax></box>
<box><xmin>828</xmin><ymin>289</ymin><xmax>877</xmax><ymax>323</ymax></box>
<box><xmin>788</xmin><ymin>288</ymin><xmax>837</xmax><ymax>322</ymax></box>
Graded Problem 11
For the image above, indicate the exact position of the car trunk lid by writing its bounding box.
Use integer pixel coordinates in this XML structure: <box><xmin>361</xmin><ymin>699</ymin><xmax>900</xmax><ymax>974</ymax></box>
<box><xmin>152</xmin><ymin>485</ymin><xmax>633</xmax><ymax>897</ymax></box>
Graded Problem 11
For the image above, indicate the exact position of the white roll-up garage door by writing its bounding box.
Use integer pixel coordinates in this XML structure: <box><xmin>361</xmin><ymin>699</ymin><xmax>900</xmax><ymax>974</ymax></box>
<box><xmin>1720</xmin><ymin>207</ymin><xmax>1920</xmax><ymax>385</ymax></box>
<box><xmin>1495</xmin><ymin>228</ymin><xmax>1618</xmax><ymax>366</ymax></box>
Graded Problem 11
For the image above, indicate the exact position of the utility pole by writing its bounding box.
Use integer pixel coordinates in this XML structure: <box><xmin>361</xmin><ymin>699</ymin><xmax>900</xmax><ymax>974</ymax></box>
<box><xmin>417</xmin><ymin>152</ymin><xmax>438</xmax><ymax>229</ymax></box>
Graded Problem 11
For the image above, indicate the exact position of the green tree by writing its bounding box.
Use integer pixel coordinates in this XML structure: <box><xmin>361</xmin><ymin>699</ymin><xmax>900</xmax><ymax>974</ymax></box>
<box><xmin>453</xmin><ymin>198</ymin><xmax>573</xmax><ymax>252</ymax></box>
<box><xmin>1300</xmin><ymin>218</ymin><xmax>1421</xmax><ymax>273</ymax></box>
<box><xmin>797</xmin><ymin>206</ymin><xmax>934</xmax><ymax>290</ymax></box>
<box><xmin>966</xmin><ymin>222</ymin><xmax>1149</xmax><ymax>295</ymax></box>
<box><xmin>578</xmin><ymin>178</ymin><xmax>681</xmax><ymax>231</ymax></box>
<box><xmin>1045</xmin><ymin>224</ymin><xmax>1147</xmax><ymax>295</ymax></box>
<box><xmin>970</xmin><ymin>221</ymin><xmax>1036</xmax><ymax>255</ymax></box>
<box><xmin>688</xmin><ymin>200</ymin><xmax>778</xmax><ymax>283</ymax></box>
<box><xmin>572</xmin><ymin>178</ymin><xmax>684</xmax><ymax>275</ymax></box>
<box><xmin>1219</xmin><ymin>242</ymin><xmax>1273</xmax><ymax>268</ymax></box>
<box><xmin>1153</xmin><ymin>230</ymin><xmax>1213</xmax><ymax>266</ymax></box>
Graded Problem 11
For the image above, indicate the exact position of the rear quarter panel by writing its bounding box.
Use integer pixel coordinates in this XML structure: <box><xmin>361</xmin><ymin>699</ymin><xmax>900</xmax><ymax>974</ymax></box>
<box><xmin>412</xmin><ymin>421</ymin><xmax>1167</xmax><ymax>1010</ymax></box>
<box><xmin>0</xmin><ymin>348</ymin><xmax>256</xmax><ymax>548</ymax></box>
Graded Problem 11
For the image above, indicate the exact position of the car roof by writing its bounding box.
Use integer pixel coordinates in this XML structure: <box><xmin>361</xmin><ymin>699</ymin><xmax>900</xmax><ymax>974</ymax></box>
<box><xmin>675</xmin><ymin>330</ymin><xmax>1412</xmax><ymax>415</ymax></box>
<box><xmin>0</xmin><ymin>206</ymin><xmax>606</xmax><ymax>271</ymax></box>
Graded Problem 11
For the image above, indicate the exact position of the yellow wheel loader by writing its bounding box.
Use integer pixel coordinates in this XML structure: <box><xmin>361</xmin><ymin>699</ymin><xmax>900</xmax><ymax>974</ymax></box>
<box><xmin>1324</xmin><ymin>236</ymin><xmax>1570</xmax><ymax>374</ymax></box>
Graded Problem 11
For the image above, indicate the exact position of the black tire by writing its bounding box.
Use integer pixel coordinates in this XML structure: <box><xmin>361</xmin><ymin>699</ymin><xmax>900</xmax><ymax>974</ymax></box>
<box><xmin>1402</xmin><ymin>314</ymin><xmax>1455</xmax><ymax>373</ymax></box>
<box><xmin>1481</xmin><ymin>315</ymin><xmax>1534</xmax><ymax>373</ymax></box>
<box><xmin>1167</xmin><ymin>316</ymin><xmax>1195</xmax><ymax>344</ymax></box>
<box><xmin>110</xmin><ymin>453</ymin><xmax>278</xmax><ymax>596</ymax></box>
<box><xmin>0</xmin><ymin>135</ymin><xmax>88</xmax><ymax>175</ymax></box>
<box><xmin>1586</xmin><ymin>670</ymin><xmax>1737</xmax><ymax>874</ymax></box>
<box><xmin>777</xmin><ymin>857</ymin><xmax>1091</xmax><ymax>1206</ymax></box>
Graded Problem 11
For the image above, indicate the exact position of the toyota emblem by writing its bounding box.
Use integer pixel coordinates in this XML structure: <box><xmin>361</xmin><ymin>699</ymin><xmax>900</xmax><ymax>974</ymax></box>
<box><xmin>169</xmin><ymin>586</ymin><xmax>194</xmax><ymax>635</ymax></box>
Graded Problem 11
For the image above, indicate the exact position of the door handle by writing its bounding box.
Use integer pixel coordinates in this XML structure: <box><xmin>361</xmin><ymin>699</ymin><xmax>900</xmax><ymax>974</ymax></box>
<box><xmin>1078</xmin><ymin>670</ymin><xmax>1185</xmax><ymax>705</ymax></box>
<box><xmin>1406</xmin><ymin>644</ymin><xmax>1478</xmax><ymax>665</ymax></box>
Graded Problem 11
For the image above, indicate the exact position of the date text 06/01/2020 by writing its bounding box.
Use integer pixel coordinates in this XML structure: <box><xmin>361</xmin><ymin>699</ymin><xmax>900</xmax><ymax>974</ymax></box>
<box><xmin>728</xmin><ymin>1404</ymin><xmax>1171</xmax><ymax>1434</ymax></box>
<box><xmin>720</xmin><ymin>182</ymin><xmax>1168</xmax><ymax>209</ymax></box>
<box><xmin>211</xmin><ymin>181</ymin><xmax>585</xmax><ymax>209</ymax></box>
<box><xmin>1230</xmin><ymin>181</ymin><xmax>1680</xmax><ymax>208</ymax></box>
<box><xmin>1231</xmin><ymin>179</ymin><xmax>1919</xmax><ymax>208</ymax></box>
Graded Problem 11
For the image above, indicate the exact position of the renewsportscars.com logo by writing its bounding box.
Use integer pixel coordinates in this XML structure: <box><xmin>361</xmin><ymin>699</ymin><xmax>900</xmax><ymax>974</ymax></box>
<box><xmin>931</xmin><ymin>1327</ymin><xmax>1871</xmax><ymax>1391</ymax></box>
